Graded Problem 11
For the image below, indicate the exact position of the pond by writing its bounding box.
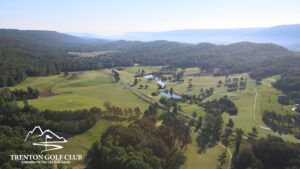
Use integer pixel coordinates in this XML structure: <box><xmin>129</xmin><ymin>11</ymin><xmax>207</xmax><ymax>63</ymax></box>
<box><xmin>159</xmin><ymin>92</ymin><xmax>182</xmax><ymax>99</ymax></box>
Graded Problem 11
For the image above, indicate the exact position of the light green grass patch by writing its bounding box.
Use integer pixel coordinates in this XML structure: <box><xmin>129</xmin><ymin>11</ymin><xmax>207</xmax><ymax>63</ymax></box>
<box><xmin>10</xmin><ymin>71</ymin><xmax>149</xmax><ymax>111</ymax></box>
<box><xmin>53</xmin><ymin>119</ymin><xmax>128</xmax><ymax>166</ymax></box>
<box><xmin>68</xmin><ymin>50</ymin><xmax>118</xmax><ymax>57</ymax></box>
<box><xmin>182</xmin><ymin>131</ymin><xmax>230</xmax><ymax>169</ymax></box>
<box><xmin>124</xmin><ymin>66</ymin><xmax>161</xmax><ymax>74</ymax></box>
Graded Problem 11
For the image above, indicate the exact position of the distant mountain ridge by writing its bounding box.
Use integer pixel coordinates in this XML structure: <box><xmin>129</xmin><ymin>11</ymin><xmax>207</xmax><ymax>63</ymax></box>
<box><xmin>111</xmin><ymin>24</ymin><xmax>300</xmax><ymax>51</ymax></box>
<box><xmin>0</xmin><ymin>29</ymin><xmax>109</xmax><ymax>54</ymax></box>
<box><xmin>64</xmin><ymin>23</ymin><xmax>300</xmax><ymax>51</ymax></box>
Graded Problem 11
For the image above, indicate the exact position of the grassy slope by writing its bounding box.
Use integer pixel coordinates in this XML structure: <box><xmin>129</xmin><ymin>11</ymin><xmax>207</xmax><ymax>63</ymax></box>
<box><xmin>256</xmin><ymin>76</ymin><xmax>298</xmax><ymax>142</ymax></box>
<box><xmin>8</xmin><ymin>70</ymin><xmax>150</xmax><ymax>166</ymax></box>
<box><xmin>68</xmin><ymin>50</ymin><xmax>118</xmax><ymax>57</ymax></box>
<box><xmin>10</xmin><ymin>71</ymin><xmax>149</xmax><ymax>111</ymax></box>
<box><xmin>161</xmin><ymin>70</ymin><xmax>297</xmax><ymax>142</ymax></box>
<box><xmin>182</xmin><ymin>131</ymin><xmax>230</xmax><ymax>169</ymax></box>
<box><xmin>54</xmin><ymin>120</ymin><xmax>128</xmax><ymax>159</ymax></box>
<box><xmin>259</xmin><ymin>76</ymin><xmax>294</xmax><ymax>116</ymax></box>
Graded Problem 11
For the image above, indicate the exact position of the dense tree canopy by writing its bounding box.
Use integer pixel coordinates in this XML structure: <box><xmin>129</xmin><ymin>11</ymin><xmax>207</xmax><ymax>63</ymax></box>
<box><xmin>200</xmin><ymin>96</ymin><xmax>238</xmax><ymax>116</ymax></box>
<box><xmin>273</xmin><ymin>68</ymin><xmax>300</xmax><ymax>102</ymax></box>
<box><xmin>86</xmin><ymin>118</ymin><xmax>186</xmax><ymax>169</ymax></box>
<box><xmin>233</xmin><ymin>136</ymin><xmax>300</xmax><ymax>169</ymax></box>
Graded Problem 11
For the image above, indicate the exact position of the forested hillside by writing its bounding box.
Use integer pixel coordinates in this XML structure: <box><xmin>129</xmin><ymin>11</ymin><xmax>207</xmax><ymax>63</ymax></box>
<box><xmin>0</xmin><ymin>29</ymin><xmax>108</xmax><ymax>52</ymax></box>
<box><xmin>273</xmin><ymin>68</ymin><xmax>300</xmax><ymax>102</ymax></box>
<box><xmin>1</xmin><ymin>29</ymin><xmax>300</xmax><ymax>88</ymax></box>
<box><xmin>103</xmin><ymin>41</ymin><xmax>299</xmax><ymax>78</ymax></box>
<box><xmin>0</xmin><ymin>29</ymin><xmax>117</xmax><ymax>86</ymax></box>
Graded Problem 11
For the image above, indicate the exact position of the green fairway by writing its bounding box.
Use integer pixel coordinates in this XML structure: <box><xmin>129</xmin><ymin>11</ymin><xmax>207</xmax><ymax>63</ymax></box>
<box><xmin>118</xmin><ymin>67</ymin><xmax>300</xmax><ymax>142</ymax></box>
<box><xmin>182</xmin><ymin>131</ymin><xmax>230</xmax><ymax>169</ymax></box>
<box><xmin>68</xmin><ymin>50</ymin><xmax>118</xmax><ymax>57</ymax></box>
<box><xmin>258</xmin><ymin>76</ymin><xmax>294</xmax><ymax>116</ymax></box>
<box><xmin>54</xmin><ymin>119</ymin><xmax>127</xmax><ymax>159</ymax></box>
<box><xmin>123</xmin><ymin>66</ymin><xmax>161</xmax><ymax>74</ymax></box>
<box><xmin>9</xmin><ymin>71</ymin><xmax>149</xmax><ymax>111</ymax></box>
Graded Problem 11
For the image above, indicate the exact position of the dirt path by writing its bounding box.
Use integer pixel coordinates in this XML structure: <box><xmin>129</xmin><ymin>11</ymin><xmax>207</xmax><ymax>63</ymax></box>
<box><xmin>261</xmin><ymin>81</ymin><xmax>271</xmax><ymax>87</ymax></box>
<box><xmin>217</xmin><ymin>143</ymin><xmax>232</xmax><ymax>169</ymax></box>
<box><xmin>253</xmin><ymin>90</ymin><xmax>271</xmax><ymax>130</ymax></box>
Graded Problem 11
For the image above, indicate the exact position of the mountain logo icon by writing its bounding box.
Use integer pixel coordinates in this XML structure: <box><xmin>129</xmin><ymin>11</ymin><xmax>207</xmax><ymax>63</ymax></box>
<box><xmin>24</xmin><ymin>126</ymin><xmax>67</xmax><ymax>153</ymax></box>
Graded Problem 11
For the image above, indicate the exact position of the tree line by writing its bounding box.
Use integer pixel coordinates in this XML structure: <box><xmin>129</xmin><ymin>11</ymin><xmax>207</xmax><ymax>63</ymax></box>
<box><xmin>0</xmin><ymin>87</ymin><xmax>39</xmax><ymax>101</ymax></box>
<box><xmin>85</xmin><ymin>118</ymin><xmax>186</xmax><ymax>169</ymax></box>
<box><xmin>262</xmin><ymin>110</ymin><xmax>300</xmax><ymax>139</ymax></box>
<box><xmin>232</xmin><ymin>135</ymin><xmax>300</xmax><ymax>169</ymax></box>
<box><xmin>199</xmin><ymin>96</ymin><xmax>238</xmax><ymax>116</ymax></box>
<box><xmin>273</xmin><ymin>68</ymin><xmax>300</xmax><ymax>104</ymax></box>
<box><xmin>103</xmin><ymin>101</ymin><xmax>142</xmax><ymax>121</ymax></box>
<box><xmin>181</xmin><ymin>87</ymin><xmax>214</xmax><ymax>105</ymax></box>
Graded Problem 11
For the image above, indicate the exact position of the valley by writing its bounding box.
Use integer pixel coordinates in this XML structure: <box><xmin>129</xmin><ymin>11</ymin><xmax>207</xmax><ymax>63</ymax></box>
<box><xmin>1</xmin><ymin>28</ymin><xmax>300</xmax><ymax>169</ymax></box>
<box><xmin>6</xmin><ymin>65</ymin><xmax>299</xmax><ymax>169</ymax></box>
<box><xmin>1</xmin><ymin>1</ymin><xmax>300</xmax><ymax>168</ymax></box>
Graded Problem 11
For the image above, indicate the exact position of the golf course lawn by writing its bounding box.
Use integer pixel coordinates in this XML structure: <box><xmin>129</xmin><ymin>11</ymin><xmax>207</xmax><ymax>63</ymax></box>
<box><xmin>10</xmin><ymin>71</ymin><xmax>149</xmax><ymax>111</ymax></box>
<box><xmin>182</xmin><ymin>131</ymin><xmax>230</xmax><ymax>169</ymax></box>
<box><xmin>8</xmin><ymin>70</ymin><xmax>150</xmax><ymax>166</ymax></box>
<box><xmin>119</xmin><ymin>67</ymin><xmax>299</xmax><ymax>142</ymax></box>
<box><xmin>54</xmin><ymin>119</ymin><xmax>128</xmax><ymax>160</ymax></box>
<box><xmin>5</xmin><ymin>67</ymin><xmax>299</xmax><ymax>168</ymax></box>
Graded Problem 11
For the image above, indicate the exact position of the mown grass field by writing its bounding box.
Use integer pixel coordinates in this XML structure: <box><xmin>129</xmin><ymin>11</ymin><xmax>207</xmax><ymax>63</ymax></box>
<box><xmin>54</xmin><ymin>120</ymin><xmax>128</xmax><ymax>160</ymax></box>
<box><xmin>258</xmin><ymin>76</ymin><xmax>295</xmax><ymax>116</ymax></box>
<box><xmin>68</xmin><ymin>50</ymin><xmax>118</xmax><ymax>57</ymax></box>
<box><xmin>182</xmin><ymin>131</ymin><xmax>230</xmax><ymax>169</ymax></box>
<box><xmin>10</xmin><ymin>71</ymin><xmax>149</xmax><ymax>111</ymax></box>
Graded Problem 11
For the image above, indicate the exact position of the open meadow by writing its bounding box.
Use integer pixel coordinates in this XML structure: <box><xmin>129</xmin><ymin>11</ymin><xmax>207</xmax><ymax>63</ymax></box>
<box><xmin>10</xmin><ymin>71</ymin><xmax>149</xmax><ymax>111</ymax></box>
<box><xmin>182</xmin><ymin>131</ymin><xmax>231</xmax><ymax>169</ymax></box>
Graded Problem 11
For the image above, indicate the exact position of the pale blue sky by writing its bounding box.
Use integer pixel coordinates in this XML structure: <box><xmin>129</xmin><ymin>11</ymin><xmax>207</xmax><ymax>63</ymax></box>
<box><xmin>1</xmin><ymin>0</ymin><xmax>300</xmax><ymax>35</ymax></box>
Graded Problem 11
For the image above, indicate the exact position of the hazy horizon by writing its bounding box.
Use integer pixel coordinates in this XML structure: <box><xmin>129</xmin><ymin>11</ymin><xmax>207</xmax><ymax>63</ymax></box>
<box><xmin>1</xmin><ymin>0</ymin><xmax>300</xmax><ymax>36</ymax></box>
